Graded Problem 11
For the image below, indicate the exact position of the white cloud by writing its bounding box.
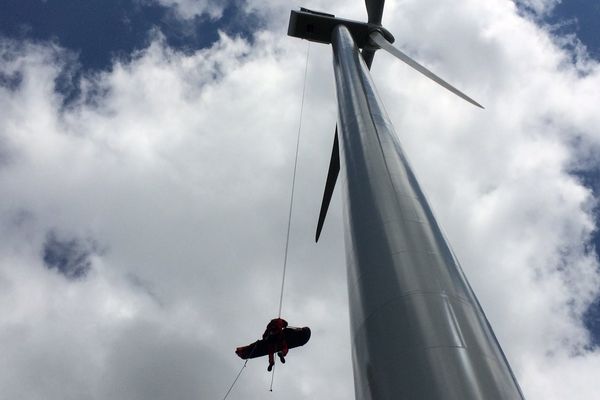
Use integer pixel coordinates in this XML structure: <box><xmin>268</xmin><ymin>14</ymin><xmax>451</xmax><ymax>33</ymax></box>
<box><xmin>1</xmin><ymin>0</ymin><xmax>600</xmax><ymax>399</ymax></box>
<box><xmin>153</xmin><ymin>0</ymin><xmax>228</xmax><ymax>19</ymax></box>
<box><xmin>515</xmin><ymin>0</ymin><xmax>561</xmax><ymax>16</ymax></box>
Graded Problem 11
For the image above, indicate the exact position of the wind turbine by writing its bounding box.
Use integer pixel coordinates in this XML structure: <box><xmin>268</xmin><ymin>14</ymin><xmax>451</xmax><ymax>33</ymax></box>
<box><xmin>288</xmin><ymin>2</ymin><xmax>525</xmax><ymax>399</ymax></box>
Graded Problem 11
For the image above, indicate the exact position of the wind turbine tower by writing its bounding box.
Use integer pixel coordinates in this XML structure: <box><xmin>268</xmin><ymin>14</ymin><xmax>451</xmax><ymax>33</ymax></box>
<box><xmin>288</xmin><ymin>3</ymin><xmax>525</xmax><ymax>399</ymax></box>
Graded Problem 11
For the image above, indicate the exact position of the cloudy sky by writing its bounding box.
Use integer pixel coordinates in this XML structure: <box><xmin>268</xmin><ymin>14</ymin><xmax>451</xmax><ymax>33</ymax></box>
<box><xmin>1</xmin><ymin>0</ymin><xmax>600</xmax><ymax>399</ymax></box>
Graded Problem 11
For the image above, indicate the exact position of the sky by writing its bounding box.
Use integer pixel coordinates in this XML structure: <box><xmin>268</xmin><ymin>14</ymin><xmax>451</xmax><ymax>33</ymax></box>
<box><xmin>1</xmin><ymin>0</ymin><xmax>600</xmax><ymax>399</ymax></box>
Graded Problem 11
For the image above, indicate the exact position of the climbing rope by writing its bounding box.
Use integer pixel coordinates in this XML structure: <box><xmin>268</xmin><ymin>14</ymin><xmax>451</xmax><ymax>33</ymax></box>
<box><xmin>220</xmin><ymin>42</ymin><xmax>311</xmax><ymax>400</ymax></box>
<box><xmin>221</xmin><ymin>342</ymin><xmax>258</xmax><ymax>400</ymax></box>
<box><xmin>269</xmin><ymin>364</ymin><xmax>276</xmax><ymax>392</ymax></box>
<box><xmin>269</xmin><ymin>40</ymin><xmax>310</xmax><ymax>394</ymax></box>
<box><xmin>277</xmin><ymin>41</ymin><xmax>310</xmax><ymax>319</ymax></box>
<box><xmin>221</xmin><ymin>360</ymin><xmax>249</xmax><ymax>400</ymax></box>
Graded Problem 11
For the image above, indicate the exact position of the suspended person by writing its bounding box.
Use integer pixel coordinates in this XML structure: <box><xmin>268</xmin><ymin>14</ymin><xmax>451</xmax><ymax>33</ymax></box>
<box><xmin>263</xmin><ymin>318</ymin><xmax>288</xmax><ymax>371</ymax></box>
<box><xmin>234</xmin><ymin>318</ymin><xmax>311</xmax><ymax>371</ymax></box>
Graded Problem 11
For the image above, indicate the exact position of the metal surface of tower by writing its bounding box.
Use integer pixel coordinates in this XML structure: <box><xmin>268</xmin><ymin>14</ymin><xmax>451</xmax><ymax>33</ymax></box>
<box><xmin>288</xmin><ymin>6</ymin><xmax>525</xmax><ymax>399</ymax></box>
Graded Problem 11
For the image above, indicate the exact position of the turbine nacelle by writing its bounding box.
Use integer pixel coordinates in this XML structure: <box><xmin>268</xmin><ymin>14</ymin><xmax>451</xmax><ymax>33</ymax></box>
<box><xmin>288</xmin><ymin>8</ymin><xmax>394</xmax><ymax>50</ymax></box>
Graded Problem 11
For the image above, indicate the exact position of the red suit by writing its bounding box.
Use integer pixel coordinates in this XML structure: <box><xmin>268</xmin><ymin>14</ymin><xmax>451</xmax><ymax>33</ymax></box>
<box><xmin>263</xmin><ymin>318</ymin><xmax>288</xmax><ymax>371</ymax></box>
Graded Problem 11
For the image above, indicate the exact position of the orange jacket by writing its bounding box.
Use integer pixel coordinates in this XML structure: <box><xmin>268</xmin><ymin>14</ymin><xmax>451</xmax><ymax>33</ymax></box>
<box><xmin>263</xmin><ymin>318</ymin><xmax>288</xmax><ymax>339</ymax></box>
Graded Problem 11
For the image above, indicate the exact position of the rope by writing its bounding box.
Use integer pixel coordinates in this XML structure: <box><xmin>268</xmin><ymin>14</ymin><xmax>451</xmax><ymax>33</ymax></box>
<box><xmin>221</xmin><ymin>360</ymin><xmax>248</xmax><ymax>400</ymax></box>
<box><xmin>269</xmin><ymin>364</ymin><xmax>276</xmax><ymax>392</ymax></box>
<box><xmin>220</xmin><ymin>42</ymin><xmax>311</xmax><ymax>400</ymax></box>
<box><xmin>277</xmin><ymin>42</ymin><xmax>310</xmax><ymax>319</ymax></box>
<box><xmin>221</xmin><ymin>342</ymin><xmax>259</xmax><ymax>400</ymax></box>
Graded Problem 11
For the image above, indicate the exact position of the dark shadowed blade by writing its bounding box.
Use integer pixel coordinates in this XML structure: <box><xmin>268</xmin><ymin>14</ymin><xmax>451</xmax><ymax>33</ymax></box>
<box><xmin>370</xmin><ymin>31</ymin><xmax>484</xmax><ymax>109</ymax></box>
<box><xmin>315</xmin><ymin>130</ymin><xmax>340</xmax><ymax>242</ymax></box>
<box><xmin>316</xmin><ymin>47</ymin><xmax>377</xmax><ymax>243</ymax></box>
<box><xmin>365</xmin><ymin>0</ymin><xmax>385</xmax><ymax>25</ymax></box>
<box><xmin>362</xmin><ymin>48</ymin><xmax>376</xmax><ymax>69</ymax></box>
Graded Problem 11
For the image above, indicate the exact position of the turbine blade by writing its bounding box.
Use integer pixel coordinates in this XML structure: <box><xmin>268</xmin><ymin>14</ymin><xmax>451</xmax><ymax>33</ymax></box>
<box><xmin>315</xmin><ymin>130</ymin><xmax>340</xmax><ymax>242</ymax></box>
<box><xmin>370</xmin><ymin>31</ymin><xmax>484</xmax><ymax>109</ymax></box>
<box><xmin>362</xmin><ymin>48</ymin><xmax>377</xmax><ymax>69</ymax></box>
<box><xmin>365</xmin><ymin>0</ymin><xmax>385</xmax><ymax>25</ymax></box>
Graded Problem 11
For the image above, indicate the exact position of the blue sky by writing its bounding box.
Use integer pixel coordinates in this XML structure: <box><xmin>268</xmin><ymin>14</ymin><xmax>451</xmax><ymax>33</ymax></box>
<box><xmin>1</xmin><ymin>0</ymin><xmax>599</xmax><ymax>70</ymax></box>
<box><xmin>0</xmin><ymin>0</ymin><xmax>262</xmax><ymax>105</ymax></box>
<box><xmin>546</xmin><ymin>0</ymin><xmax>600</xmax><ymax>60</ymax></box>
<box><xmin>2</xmin><ymin>1</ymin><xmax>600</xmax><ymax>399</ymax></box>
<box><xmin>0</xmin><ymin>0</ymin><xmax>262</xmax><ymax>70</ymax></box>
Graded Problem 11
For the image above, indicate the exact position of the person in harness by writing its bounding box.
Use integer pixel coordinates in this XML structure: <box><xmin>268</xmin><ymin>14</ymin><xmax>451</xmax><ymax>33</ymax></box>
<box><xmin>234</xmin><ymin>318</ymin><xmax>311</xmax><ymax>371</ymax></box>
<box><xmin>263</xmin><ymin>318</ymin><xmax>288</xmax><ymax>371</ymax></box>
